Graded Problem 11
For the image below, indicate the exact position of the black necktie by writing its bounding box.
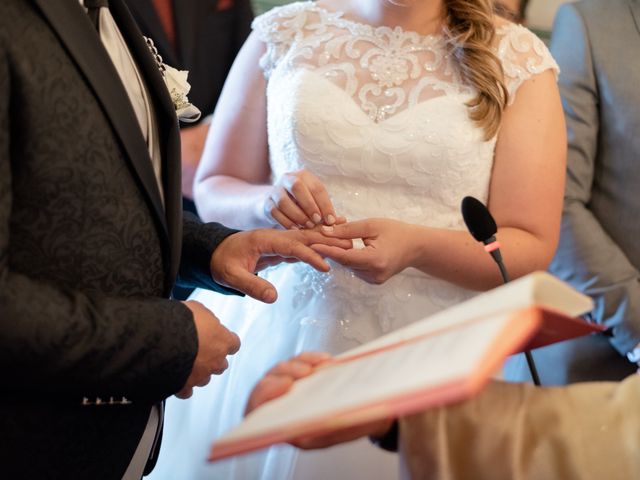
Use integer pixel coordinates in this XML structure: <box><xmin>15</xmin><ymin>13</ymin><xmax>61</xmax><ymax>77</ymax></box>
<box><xmin>85</xmin><ymin>0</ymin><xmax>109</xmax><ymax>31</ymax></box>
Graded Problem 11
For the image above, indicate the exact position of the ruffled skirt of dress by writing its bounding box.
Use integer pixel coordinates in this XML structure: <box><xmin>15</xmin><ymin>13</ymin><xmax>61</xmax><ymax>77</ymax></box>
<box><xmin>147</xmin><ymin>262</ymin><xmax>473</xmax><ymax>480</ymax></box>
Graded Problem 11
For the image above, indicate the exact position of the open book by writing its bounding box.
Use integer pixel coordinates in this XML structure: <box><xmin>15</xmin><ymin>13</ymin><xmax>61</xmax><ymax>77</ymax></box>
<box><xmin>209</xmin><ymin>272</ymin><xmax>602</xmax><ymax>461</ymax></box>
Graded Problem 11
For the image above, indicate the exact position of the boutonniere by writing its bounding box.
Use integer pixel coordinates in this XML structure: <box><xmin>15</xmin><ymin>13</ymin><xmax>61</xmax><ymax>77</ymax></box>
<box><xmin>144</xmin><ymin>36</ymin><xmax>201</xmax><ymax>123</ymax></box>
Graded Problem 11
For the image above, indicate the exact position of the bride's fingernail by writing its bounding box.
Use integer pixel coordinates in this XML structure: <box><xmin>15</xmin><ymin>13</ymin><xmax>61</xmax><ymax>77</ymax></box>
<box><xmin>305</xmin><ymin>221</ymin><xmax>315</xmax><ymax>229</ymax></box>
<box><xmin>321</xmin><ymin>225</ymin><xmax>334</xmax><ymax>233</ymax></box>
<box><xmin>312</xmin><ymin>213</ymin><xmax>322</xmax><ymax>224</ymax></box>
<box><xmin>326</xmin><ymin>214</ymin><xmax>336</xmax><ymax>225</ymax></box>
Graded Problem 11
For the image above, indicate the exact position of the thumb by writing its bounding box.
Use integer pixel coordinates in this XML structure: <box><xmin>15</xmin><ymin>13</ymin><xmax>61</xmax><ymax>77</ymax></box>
<box><xmin>227</xmin><ymin>267</ymin><xmax>278</xmax><ymax>303</ymax></box>
<box><xmin>245</xmin><ymin>375</ymin><xmax>294</xmax><ymax>415</ymax></box>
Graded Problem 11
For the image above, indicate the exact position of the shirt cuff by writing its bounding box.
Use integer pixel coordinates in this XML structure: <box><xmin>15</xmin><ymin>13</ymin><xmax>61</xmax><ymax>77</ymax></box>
<box><xmin>626</xmin><ymin>343</ymin><xmax>640</xmax><ymax>363</ymax></box>
<box><xmin>369</xmin><ymin>420</ymin><xmax>399</xmax><ymax>452</ymax></box>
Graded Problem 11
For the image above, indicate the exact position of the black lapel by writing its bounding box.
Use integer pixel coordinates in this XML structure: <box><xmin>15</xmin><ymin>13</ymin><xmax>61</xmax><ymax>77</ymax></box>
<box><xmin>32</xmin><ymin>0</ymin><xmax>168</xmax><ymax>239</ymax></box>
<box><xmin>126</xmin><ymin>0</ymin><xmax>180</xmax><ymax>67</ymax></box>
<box><xmin>174</xmin><ymin>0</ymin><xmax>199</xmax><ymax>69</ymax></box>
<box><xmin>629</xmin><ymin>0</ymin><xmax>640</xmax><ymax>35</ymax></box>
<box><xmin>110</xmin><ymin>0</ymin><xmax>183</xmax><ymax>288</ymax></box>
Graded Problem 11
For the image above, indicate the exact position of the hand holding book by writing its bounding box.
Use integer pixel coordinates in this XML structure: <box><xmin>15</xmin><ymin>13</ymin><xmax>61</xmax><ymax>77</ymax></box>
<box><xmin>209</xmin><ymin>271</ymin><xmax>603</xmax><ymax>461</ymax></box>
<box><xmin>245</xmin><ymin>352</ymin><xmax>395</xmax><ymax>451</ymax></box>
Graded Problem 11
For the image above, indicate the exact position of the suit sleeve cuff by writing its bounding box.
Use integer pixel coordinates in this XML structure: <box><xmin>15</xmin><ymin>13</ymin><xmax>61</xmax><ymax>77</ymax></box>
<box><xmin>369</xmin><ymin>420</ymin><xmax>399</xmax><ymax>452</ymax></box>
<box><xmin>627</xmin><ymin>343</ymin><xmax>640</xmax><ymax>363</ymax></box>
<box><xmin>177</xmin><ymin>212</ymin><xmax>244</xmax><ymax>295</ymax></box>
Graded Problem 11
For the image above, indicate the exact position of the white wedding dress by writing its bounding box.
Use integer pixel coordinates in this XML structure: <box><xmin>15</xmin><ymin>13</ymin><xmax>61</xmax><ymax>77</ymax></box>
<box><xmin>147</xmin><ymin>3</ymin><xmax>558</xmax><ymax>480</ymax></box>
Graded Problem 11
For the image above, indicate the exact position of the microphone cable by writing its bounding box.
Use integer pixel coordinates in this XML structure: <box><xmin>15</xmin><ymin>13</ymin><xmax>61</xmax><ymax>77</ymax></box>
<box><xmin>461</xmin><ymin>196</ymin><xmax>541</xmax><ymax>386</ymax></box>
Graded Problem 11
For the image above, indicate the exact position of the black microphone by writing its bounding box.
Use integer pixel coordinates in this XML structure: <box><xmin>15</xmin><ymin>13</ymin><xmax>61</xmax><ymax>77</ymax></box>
<box><xmin>461</xmin><ymin>196</ymin><xmax>510</xmax><ymax>283</ymax></box>
<box><xmin>461</xmin><ymin>196</ymin><xmax>541</xmax><ymax>386</ymax></box>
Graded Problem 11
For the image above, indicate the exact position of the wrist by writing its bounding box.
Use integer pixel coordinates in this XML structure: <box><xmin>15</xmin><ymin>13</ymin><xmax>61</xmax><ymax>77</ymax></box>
<box><xmin>258</xmin><ymin>189</ymin><xmax>280</xmax><ymax>228</ymax></box>
<box><xmin>405</xmin><ymin>223</ymin><xmax>428</xmax><ymax>269</ymax></box>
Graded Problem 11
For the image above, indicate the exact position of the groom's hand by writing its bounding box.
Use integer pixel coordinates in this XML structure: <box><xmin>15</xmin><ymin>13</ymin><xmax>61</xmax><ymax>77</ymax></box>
<box><xmin>210</xmin><ymin>229</ymin><xmax>351</xmax><ymax>303</ymax></box>
<box><xmin>176</xmin><ymin>300</ymin><xmax>241</xmax><ymax>399</ymax></box>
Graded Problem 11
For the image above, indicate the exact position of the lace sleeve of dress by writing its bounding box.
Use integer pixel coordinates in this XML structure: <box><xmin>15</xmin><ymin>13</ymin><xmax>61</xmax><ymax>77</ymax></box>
<box><xmin>495</xmin><ymin>24</ymin><xmax>560</xmax><ymax>105</ymax></box>
<box><xmin>251</xmin><ymin>1</ymin><xmax>314</xmax><ymax>79</ymax></box>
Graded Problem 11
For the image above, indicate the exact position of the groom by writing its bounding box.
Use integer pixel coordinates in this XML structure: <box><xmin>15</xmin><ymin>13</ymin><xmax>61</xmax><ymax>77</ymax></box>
<box><xmin>0</xmin><ymin>1</ymin><xmax>342</xmax><ymax>479</ymax></box>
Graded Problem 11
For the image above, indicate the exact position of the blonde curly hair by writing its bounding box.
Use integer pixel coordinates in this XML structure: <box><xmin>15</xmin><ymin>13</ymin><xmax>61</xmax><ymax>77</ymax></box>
<box><xmin>444</xmin><ymin>0</ymin><xmax>509</xmax><ymax>140</ymax></box>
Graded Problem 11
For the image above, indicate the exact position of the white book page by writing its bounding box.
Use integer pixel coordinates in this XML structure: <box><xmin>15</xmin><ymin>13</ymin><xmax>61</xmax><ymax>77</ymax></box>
<box><xmin>214</xmin><ymin>312</ymin><xmax>514</xmax><ymax>447</ymax></box>
<box><xmin>338</xmin><ymin>271</ymin><xmax>593</xmax><ymax>360</ymax></box>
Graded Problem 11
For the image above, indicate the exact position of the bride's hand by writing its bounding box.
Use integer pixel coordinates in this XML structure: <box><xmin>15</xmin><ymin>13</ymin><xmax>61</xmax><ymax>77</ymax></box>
<box><xmin>266</xmin><ymin>170</ymin><xmax>345</xmax><ymax>230</ymax></box>
<box><xmin>312</xmin><ymin>219</ymin><xmax>419</xmax><ymax>284</ymax></box>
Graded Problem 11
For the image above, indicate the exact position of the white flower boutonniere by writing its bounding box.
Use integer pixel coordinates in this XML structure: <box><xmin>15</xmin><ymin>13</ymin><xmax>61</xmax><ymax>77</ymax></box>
<box><xmin>144</xmin><ymin>37</ymin><xmax>201</xmax><ymax>123</ymax></box>
<box><xmin>162</xmin><ymin>64</ymin><xmax>201</xmax><ymax>123</ymax></box>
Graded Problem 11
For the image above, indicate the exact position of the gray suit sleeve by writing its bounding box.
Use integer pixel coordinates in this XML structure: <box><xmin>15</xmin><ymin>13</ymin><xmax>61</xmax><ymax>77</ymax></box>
<box><xmin>548</xmin><ymin>4</ymin><xmax>640</xmax><ymax>356</ymax></box>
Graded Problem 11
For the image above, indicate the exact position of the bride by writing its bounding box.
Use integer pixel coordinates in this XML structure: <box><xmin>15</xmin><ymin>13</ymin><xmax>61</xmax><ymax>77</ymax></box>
<box><xmin>148</xmin><ymin>0</ymin><xmax>565</xmax><ymax>479</ymax></box>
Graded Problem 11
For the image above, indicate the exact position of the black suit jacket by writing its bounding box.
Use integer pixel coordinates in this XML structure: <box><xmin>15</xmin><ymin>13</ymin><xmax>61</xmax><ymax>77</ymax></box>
<box><xmin>0</xmin><ymin>1</ymin><xmax>237</xmax><ymax>478</ymax></box>
<box><xmin>127</xmin><ymin>0</ymin><xmax>253</xmax><ymax>122</ymax></box>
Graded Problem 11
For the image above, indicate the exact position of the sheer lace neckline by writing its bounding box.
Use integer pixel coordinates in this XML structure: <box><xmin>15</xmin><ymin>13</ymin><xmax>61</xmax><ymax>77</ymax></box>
<box><xmin>311</xmin><ymin>2</ymin><xmax>446</xmax><ymax>42</ymax></box>
<box><xmin>258</xmin><ymin>2</ymin><xmax>462</xmax><ymax>123</ymax></box>
<box><xmin>255</xmin><ymin>1</ymin><xmax>558</xmax><ymax>124</ymax></box>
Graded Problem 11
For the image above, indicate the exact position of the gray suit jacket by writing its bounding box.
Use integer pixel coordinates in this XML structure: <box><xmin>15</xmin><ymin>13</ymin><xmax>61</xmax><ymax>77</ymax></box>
<box><xmin>0</xmin><ymin>0</ymin><xmax>237</xmax><ymax>478</ymax></box>
<box><xmin>505</xmin><ymin>0</ymin><xmax>640</xmax><ymax>385</ymax></box>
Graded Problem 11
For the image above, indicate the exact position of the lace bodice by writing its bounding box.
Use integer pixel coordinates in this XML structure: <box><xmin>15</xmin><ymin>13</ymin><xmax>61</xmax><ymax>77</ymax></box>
<box><xmin>253</xmin><ymin>2</ymin><xmax>557</xmax><ymax>223</ymax></box>
<box><xmin>254</xmin><ymin>2</ymin><xmax>557</xmax><ymax>121</ymax></box>
<box><xmin>250</xmin><ymin>2</ymin><xmax>559</xmax><ymax>341</ymax></box>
